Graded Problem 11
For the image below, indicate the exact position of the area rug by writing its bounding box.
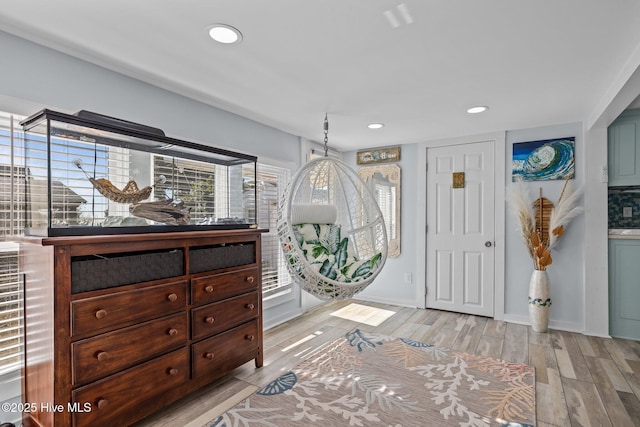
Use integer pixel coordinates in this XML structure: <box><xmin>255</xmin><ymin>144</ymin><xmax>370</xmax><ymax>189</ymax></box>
<box><xmin>208</xmin><ymin>329</ymin><xmax>535</xmax><ymax>426</ymax></box>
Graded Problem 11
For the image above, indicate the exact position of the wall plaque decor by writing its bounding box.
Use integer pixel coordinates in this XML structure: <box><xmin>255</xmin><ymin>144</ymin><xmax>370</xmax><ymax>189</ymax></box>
<box><xmin>356</xmin><ymin>146</ymin><xmax>400</xmax><ymax>165</ymax></box>
<box><xmin>453</xmin><ymin>172</ymin><xmax>465</xmax><ymax>188</ymax></box>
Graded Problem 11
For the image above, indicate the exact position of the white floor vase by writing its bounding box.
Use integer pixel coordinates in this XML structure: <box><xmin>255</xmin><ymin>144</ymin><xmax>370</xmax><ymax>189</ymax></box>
<box><xmin>528</xmin><ymin>269</ymin><xmax>551</xmax><ymax>333</ymax></box>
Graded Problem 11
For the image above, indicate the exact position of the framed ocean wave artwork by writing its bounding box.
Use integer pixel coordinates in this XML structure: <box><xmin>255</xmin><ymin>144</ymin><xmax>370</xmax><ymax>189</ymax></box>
<box><xmin>512</xmin><ymin>136</ymin><xmax>575</xmax><ymax>181</ymax></box>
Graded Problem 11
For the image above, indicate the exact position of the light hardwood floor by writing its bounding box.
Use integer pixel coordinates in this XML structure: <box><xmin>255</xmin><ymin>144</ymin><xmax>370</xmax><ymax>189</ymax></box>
<box><xmin>135</xmin><ymin>300</ymin><xmax>640</xmax><ymax>427</ymax></box>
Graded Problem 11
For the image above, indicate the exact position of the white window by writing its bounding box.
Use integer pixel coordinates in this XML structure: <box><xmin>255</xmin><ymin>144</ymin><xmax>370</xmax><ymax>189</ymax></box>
<box><xmin>0</xmin><ymin>111</ymin><xmax>25</xmax><ymax>377</ymax></box>
<box><xmin>256</xmin><ymin>163</ymin><xmax>293</xmax><ymax>300</ymax></box>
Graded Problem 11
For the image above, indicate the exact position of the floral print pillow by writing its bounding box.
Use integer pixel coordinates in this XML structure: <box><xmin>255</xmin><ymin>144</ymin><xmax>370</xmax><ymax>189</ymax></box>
<box><xmin>292</xmin><ymin>223</ymin><xmax>382</xmax><ymax>283</ymax></box>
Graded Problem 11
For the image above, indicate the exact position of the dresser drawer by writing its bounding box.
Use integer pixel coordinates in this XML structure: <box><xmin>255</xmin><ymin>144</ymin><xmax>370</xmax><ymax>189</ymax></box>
<box><xmin>191</xmin><ymin>267</ymin><xmax>258</xmax><ymax>305</ymax></box>
<box><xmin>192</xmin><ymin>320</ymin><xmax>259</xmax><ymax>379</ymax></box>
<box><xmin>191</xmin><ymin>292</ymin><xmax>259</xmax><ymax>341</ymax></box>
<box><xmin>72</xmin><ymin>312</ymin><xmax>188</xmax><ymax>385</ymax></box>
<box><xmin>71</xmin><ymin>281</ymin><xmax>187</xmax><ymax>337</ymax></box>
<box><xmin>72</xmin><ymin>347</ymin><xmax>188</xmax><ymax>427</ymax></box>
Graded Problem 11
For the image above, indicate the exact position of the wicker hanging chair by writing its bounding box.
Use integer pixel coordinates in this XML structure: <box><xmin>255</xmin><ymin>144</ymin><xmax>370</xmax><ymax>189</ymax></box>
<box><xmin>277</xmin><ymin>118</ymin><xmax>387</xmax><ymax>301</ymax></box>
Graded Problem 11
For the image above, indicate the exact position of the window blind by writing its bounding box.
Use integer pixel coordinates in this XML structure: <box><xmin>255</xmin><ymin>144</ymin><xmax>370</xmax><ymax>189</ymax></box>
<box><xmin>0</xmin><ymin>243</ymin><xmax>20</xmax><ymax>374</ymax></box>
<box><xmin>256</xmin><ymin>163</ymin><xmax>293</xmax><ymax>299</ymax></box>
<box><xmin>0</xmin><ymin>112</ymin><xmax>24</xmax><ymax>375</ymax></box>
<box><xmin>375</xmin><ymin>183</ymin><xmax>396</xmax><ymax>239</ymax></box>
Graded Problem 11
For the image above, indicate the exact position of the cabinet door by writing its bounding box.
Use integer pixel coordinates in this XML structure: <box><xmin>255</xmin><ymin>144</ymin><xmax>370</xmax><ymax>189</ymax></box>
<box><xmin>609</xmin><ymin>239</ymin><xmax>640</xmax><ymax>340</ymax></box>
<box><xmin>608</xmin><ymin>113</ymin><xmax>640</xmax><ymax>186</ymax></box>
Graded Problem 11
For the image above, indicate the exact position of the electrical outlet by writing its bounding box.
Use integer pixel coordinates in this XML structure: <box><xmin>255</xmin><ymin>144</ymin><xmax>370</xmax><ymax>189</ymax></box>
<box><xmin>623</xmin><ymin>206</ymin><xmax>633</xmax><ymax>218</ymax></box>
<box><xmin>601</xmin><ymin>165</ymin><xmax>608</xmax><ymax>183</ymax></box>
<box><xmin>404</xmin><ymin>272</ymin><xmax>412</xmax><ymax>283</ymax></box>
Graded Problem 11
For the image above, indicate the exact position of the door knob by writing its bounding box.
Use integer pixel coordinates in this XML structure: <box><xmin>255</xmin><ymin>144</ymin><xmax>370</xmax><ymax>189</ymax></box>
<box><xmin>485</xmin><ymin>241</ymin><xmax>492</xmax><ymax>247</ymax></box>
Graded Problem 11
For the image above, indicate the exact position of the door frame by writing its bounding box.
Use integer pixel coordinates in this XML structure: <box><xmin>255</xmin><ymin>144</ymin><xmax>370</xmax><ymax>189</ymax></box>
<box><xmin>415</xmin><ymin>132</ymin><xmax>506</xmax><ymax>320</ymax></box>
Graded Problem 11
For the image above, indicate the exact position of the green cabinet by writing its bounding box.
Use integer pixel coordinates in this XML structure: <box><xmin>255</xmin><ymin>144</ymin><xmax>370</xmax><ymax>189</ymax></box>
<box><xmin>608</xmin><ymin>109</ymin><xmax>640</xmax><ymax>186</ymax></box>
<box><xmin>609</xmin><ymin>238</ymin><xmax>640</xmax><ymax>340</ymax></box>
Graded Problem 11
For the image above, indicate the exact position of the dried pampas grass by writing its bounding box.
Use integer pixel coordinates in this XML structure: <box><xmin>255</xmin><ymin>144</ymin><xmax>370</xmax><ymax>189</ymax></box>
<box><xmin>548</xmin><ymin>179</ymin><xmax>584</xmax><ymax>249</ymax></box>
<box><xmin>509</xmin><ymin>180</ymin><xmax>537</xmax><ymax>265</ymax></box>
<box><xmin>508</xmin><ymin>176</ymin><xmax>582</xmax><ymax>271</ymax></box>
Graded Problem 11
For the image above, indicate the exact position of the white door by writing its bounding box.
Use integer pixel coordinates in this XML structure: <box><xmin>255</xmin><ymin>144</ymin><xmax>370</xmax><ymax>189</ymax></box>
<box><xmin>426</xmin><ymin>141</ymin><xmax>495</xmax><ymax>316</ymax></box>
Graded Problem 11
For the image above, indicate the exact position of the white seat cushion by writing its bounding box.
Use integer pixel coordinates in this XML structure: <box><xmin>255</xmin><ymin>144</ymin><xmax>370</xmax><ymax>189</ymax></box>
<box><xmin>291</xmin><ymin>204</ymin><xmax>337</xmax><ymax>225</ymax></box>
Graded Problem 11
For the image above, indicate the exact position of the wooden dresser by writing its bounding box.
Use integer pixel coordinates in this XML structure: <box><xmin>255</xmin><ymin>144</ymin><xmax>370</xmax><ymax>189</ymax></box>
<box><xmin>19</xmin><ymin>229</ymin><xmax>265</xmax><ymax>427</ymax></box>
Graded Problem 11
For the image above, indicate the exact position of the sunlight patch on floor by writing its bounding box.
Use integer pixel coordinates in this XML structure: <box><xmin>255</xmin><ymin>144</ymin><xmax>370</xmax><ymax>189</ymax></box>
<box><xmin>281</xmin><ymin>330</ymin><xmax>324</xmax><ymax>353</ymax></box>
<box><xmin>330</xmin><ymin>303</ymin><xmax>396</xmax><ymax>326</ymax></box>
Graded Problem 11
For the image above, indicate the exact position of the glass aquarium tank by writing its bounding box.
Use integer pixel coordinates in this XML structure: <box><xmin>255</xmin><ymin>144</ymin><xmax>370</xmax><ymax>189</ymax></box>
<box><xmin>20</xmin><ymin>109</ymin><xmax>257</xmax><ymax>236</ymax></box>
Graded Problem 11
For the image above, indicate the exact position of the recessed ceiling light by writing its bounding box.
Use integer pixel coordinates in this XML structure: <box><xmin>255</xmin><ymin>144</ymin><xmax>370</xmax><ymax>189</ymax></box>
<box><xmin>208</xmin><ymin>24</ymin><xmax>243</xmax><ymax>44</ymax></box>
<box><xmin>368</xmin><ymin>123</ymin><xmax>384</xmax><ymax>129</ymax></box>
<box><xmin>467</xmin><ymin>106</ymin><xmax>489</xmax><ymax>114</ymax></box>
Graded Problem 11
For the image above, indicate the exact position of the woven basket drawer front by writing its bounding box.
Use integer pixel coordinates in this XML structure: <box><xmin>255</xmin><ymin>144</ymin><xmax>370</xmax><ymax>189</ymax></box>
<box><xmin>192</xmin><ymin>320</ymin><xmax>259</xmax><ymax>379</ymax></box>
<box><xmin>191</xmin><ymin>292</ymin><xmax>259</xmax><ymax>341</ymax></box>
<box><xmin>72</xmin><ymin>312</ymin><xmax>188</xmax><ymax>386</ymax></box>
<box><xmin>71</xmin><ymin>281</ymin><xmax>187</xmax><ymax>337</ymax></box>
<box><xmin>72</xmin><ymin>347</ymin><xmax>189</xmax><ymax>427</ymax></box>
<box><xmin>191</xmin><ymin>267</ymin><xmax>259</xmax><ymax>305</ymax></box>
<box><xmin>71</xmin><ymin>249</ymin><xmax>184</xmax><ymax>294</ymax></box>
<box><xmin>190</xmin><ymin>243</ymin><xmax>255</xmax><ymax>274</ymax></box>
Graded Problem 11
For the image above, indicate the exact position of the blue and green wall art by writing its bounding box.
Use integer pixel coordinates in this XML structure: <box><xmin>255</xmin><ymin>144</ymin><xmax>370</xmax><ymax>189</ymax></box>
<box><xmin>512</xmin><ymin>137</ymin><xmax>575</xmax><ymax>182</ymax></box>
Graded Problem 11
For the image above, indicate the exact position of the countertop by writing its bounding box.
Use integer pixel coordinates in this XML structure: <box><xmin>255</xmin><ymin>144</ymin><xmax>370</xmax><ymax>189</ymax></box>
<box><xmin>609</xmin><ymin>229</ymin><xmax>640</xmax><ymax>239</ymax></box>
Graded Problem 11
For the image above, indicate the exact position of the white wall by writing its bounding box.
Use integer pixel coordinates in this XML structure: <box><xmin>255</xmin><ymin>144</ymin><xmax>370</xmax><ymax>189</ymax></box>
<box><xmin>0</xmin><ymin>31</ymin><xmax>301</xmax><ymax>166</ymax></box>
<box><xmin>583</xmin><ymin>127</ymin><xmax>610</xmax><ymax>337</ymax></box>
<box><xmin>504</xmin><ymin>123</ymin><xmax>585</xmax><ymax>331</ymax></box>
<box><xmin>343</xmin><ymin>144</ymin><xmax>421</xmax><ymax>307</ymax></box>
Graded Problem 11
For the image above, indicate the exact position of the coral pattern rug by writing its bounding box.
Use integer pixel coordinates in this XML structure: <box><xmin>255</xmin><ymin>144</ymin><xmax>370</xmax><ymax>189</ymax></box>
<box><xmin>209</xmin><ymin>329</ymin><xmax>535</xmax><ymax>426</ymax></box>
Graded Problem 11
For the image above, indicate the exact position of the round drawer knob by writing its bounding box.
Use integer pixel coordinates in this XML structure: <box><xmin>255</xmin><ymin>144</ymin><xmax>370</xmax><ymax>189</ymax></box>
<box><xmin>246</xmin><ymin>276</ymin><xmax>255</xmax><ymax>283</ymax></box>
<box><xmin>245</xmin><ymin>303</ymin><xmax>255</xmax><ymax>310</ymax></box>
<box><xmin>204</xmin><ymin>352</ymin><xmax>215</xmax><ymax>360</ymax></box>
<box><xmin>168</xmin><ymin>328</ymin><xmax>178</xmax><ymax>337</ymax></box>
<box><xmin>96</xmin><ymin>398</ymin><xmax>108</xmax><ymax>410</ymax></box>
<box><xmin>96</xmin><ymin>351</ymin><xmax>109</xmax><ymax>362</ymax></box>
<box><xmin>245</xmin><ymin>334</ymin><xmax>255</xmax><ymax>342</ymax></box>
<box><xmin>167</xmin><ymin>293</ymin><xmax>178</xmax><ymax>302</ymax></box>
<box><xmin>205</xmin><ymin>316</ymin><xmax>215</xmax><ymax>324</ymax></box>
<box><xmin>205</xmin><ymin>285</ymin><xmax>214</xmax><ymax>293</ymax></box>
<box><xmin>168</xmin><ymin>368</ymin><xmax>179</xmax><ymax>376</ymax></box>
<box><xmin>95</xmin><ymin>309</ymin><xmax>108</xmax><ymax>319</ymax></box>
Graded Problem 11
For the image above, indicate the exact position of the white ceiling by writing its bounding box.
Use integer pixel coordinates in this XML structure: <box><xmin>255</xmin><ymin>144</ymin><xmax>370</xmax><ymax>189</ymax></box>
<box><xmin>2</xmin><ymin>1</ymin><xmax>640</xmax><ymax>151</ymax></box>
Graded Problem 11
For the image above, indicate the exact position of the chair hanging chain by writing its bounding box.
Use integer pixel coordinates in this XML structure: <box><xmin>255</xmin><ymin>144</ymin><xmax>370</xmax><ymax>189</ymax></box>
<box><xmin>323</xmin><ymin>113</ymin><xmax>329</xmax><ymax>157</ymax></box>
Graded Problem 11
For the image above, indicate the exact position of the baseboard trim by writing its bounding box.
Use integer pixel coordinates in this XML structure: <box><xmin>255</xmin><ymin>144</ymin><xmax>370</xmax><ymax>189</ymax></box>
<box><xmin>263</xmin><ymin>309</ymin><xmax>305</xmax><ymax>331</ymax></box>
<box><xmin>353</xmin><ymin>294</ymin><xmax>418</xmax><ymax>308</ymax></box>
<box><xmin>502</xmin><ymin>313</ymin><xmax>585</xmax><ymax>334</ymax></box>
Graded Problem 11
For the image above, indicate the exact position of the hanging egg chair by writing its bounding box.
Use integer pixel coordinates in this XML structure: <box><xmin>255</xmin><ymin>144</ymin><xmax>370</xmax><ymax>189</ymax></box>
<box><xmin>277</xmin><ymin>116</ymin><xmax>387</xmax><ymax>301</ymax></box>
